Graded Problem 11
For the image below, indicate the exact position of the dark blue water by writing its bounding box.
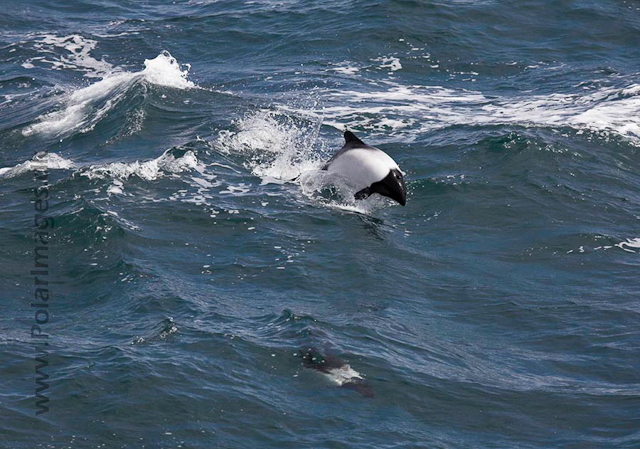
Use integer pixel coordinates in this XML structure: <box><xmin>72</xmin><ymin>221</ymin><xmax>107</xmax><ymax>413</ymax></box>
<box><xmin>1</xmin><ymin>1</ymin><xmax>640</xmax><ymax>447</ymax></box>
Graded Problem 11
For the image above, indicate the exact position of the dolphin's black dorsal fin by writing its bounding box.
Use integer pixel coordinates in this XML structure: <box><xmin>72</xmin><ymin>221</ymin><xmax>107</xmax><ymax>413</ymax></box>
<box><xmin>344</xmin><ymin>130</ymin><xmax>365</xmax><ymax>146</ymax></box>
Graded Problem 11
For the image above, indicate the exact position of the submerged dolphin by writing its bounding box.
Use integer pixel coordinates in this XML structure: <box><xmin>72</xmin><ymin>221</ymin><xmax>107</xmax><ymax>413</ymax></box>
<box><xmin>297</xmin><ymin>347</ymin><xmax>374</xmax><ymax>398</ymax></box>
<box><xmin>322</xmin><ymin>131</ymin><xmax>406</xmax><ymax>206</ymax></box>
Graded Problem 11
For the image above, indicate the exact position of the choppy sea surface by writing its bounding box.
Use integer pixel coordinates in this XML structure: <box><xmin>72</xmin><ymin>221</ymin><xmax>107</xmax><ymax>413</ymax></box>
<box><xmin>1</xmin><ymin>1</ymin><xmax>640</xmax><ymax>447</ymax></box>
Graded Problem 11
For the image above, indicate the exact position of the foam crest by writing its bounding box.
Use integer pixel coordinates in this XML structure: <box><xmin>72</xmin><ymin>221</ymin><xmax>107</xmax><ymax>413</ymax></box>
<box><xmin>23</xmin><ymin>72</ymin><xmax>135</xmax><ymax>137</ymax></box>
<box><xmin>142</xmin><ymin>52</ymin><xmax>194</xmax><ymax>89</ymax></box>
<box><xmin>82</xmin><ymin>148</ymin><xmax>200</xmax><ymax>181</ymax></box>
<box><xmin>328</xmin><ymin>61</ymin><xmax>360</xmax><ymax>76</ymax></box>
<box><xmin>0</xmin><ymin>152</ymin><xmax>75</xmax><ymax>178</ymax></box>
<box><xmin>23</xmin><ymin>51</ymin><xmax>194</xmax><ymax>138</ymax></box>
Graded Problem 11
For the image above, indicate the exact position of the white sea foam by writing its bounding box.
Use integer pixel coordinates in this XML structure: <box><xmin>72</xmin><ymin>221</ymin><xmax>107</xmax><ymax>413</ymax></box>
<box><xmin>81</xmin><ymin>148</ymin><xmax>201</xmax><ymax>181</ymax></box>
<box><xmin>323</xmin><ymin>81</ymin><xmax>640</xmax><ymax>142</ymax></box>
<box><xmin>23</xmin><ymin>34</ymin><xmax>114</xmax><ymax>78</ymax></box>
<box><xmin>329</xmin><ymin>62</ymin><xmax>360</xmax><ymax>76</ymax></box>
<box><xmin>481</xmin><ymin>86</ymin><xmax>640</xmax><ymax>140</ymax></box>
<box><xmin>107</xmin><ymin>180</ymin><xmax>124</xmax><ymax>195</ymax></box>
<box><xmin>215</xmin><ymin>109</ymin><xmax>324</xmax><ymax>181</ymax></box>
<box><xmin>0</xmin><ymin>147</ymin><xmax>202</xmax><ymax>197</ymax></box>
<box><xmin>333</xmin><ymin>67</ymin><xmax>360</xmax><ymax>76</ymax></box>
<box><xmin>141</xmin><ymin>53</ymin><xmax>194</xmax><ymax>89</ymax></box>
<box><xmin>616</xmin><ymin>238</ymin><xmax>640</xmax><ymax>253</ymax></box>
<box><xmin>23</xmin><ymin>51</ymin><xmax>194</xmax><ymax>138</ymax></box>
<box><xmin>322</xmin><ymin>84</ymin><xmax>483</xmax><ymax>138</ymax></box>
<box><xmin>0</xmin><ymin>153</ymin><xmax>75</xmax><ymax>178</ymax></box>
<box><xmin>23</xmin><ymin>72</ymin><xmax>133</xmax><ymax>137</ymax></box>
<box><xmin>374</xmin><ymin>56</ymin><xmax>402</xmax><ymax>72</ymax></box>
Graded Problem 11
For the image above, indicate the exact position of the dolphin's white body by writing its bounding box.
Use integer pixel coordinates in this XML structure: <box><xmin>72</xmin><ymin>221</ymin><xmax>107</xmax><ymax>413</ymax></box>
<box><xmin>322</xmin><ymin>131</ymin><xmax>407</xmax><ymax>205</ymax></box>
<box><xmin>324</xmin><ymin>147</ymin><xmax>399</xmax><ymax>191</ymax></box>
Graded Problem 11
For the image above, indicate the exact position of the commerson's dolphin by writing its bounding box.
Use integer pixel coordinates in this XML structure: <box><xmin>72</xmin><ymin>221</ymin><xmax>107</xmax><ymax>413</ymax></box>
<box><xmin>322</xmin><ymin>131</ymin><xmax>406</xmax><ymax>206</ymax></box>
<box><xmin>297</xmin><ymin>347</ymin><xmax>374</xmax><ymax>398</ymax></box>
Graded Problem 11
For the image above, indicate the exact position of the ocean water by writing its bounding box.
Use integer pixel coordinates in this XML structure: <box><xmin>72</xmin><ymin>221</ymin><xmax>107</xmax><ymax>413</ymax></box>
<box><xmin>1</xmin><ymin>0</ymin><xmax>640</xmax><ymax>447</ymax></box>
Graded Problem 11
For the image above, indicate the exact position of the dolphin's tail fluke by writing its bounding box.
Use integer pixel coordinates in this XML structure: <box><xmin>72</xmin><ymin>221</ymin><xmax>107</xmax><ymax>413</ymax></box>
<box><xmin>341</xmin><ymin>380</ymin><xmax>375</xmax><ymax>398</ymax></box>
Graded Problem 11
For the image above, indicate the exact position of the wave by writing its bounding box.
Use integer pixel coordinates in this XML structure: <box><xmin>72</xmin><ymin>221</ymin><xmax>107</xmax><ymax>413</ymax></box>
<box><xmin>22</xmin><ymin>51</ymin><xmax>194</xmax><ymax>138</ymax></box>
<box><xmin>80</xmin><ymin>147</ymin><xmax>201</xmax><ymax>182</ymax></box>
<box><xmin>0</xmin><ymin>147</ymin><xmax>202</xmax><ymax>201</ymax></box>
<box><xmin>0</xmin><ymin>152</ymin><xmax>75</xmax><ymax>178</ymax></box>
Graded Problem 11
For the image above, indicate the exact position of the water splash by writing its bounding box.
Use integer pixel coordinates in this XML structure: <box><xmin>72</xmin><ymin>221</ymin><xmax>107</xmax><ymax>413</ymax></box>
<box><xmin>215</xmin><ymin>108</ymin><xmax>324</xmax><ymax>181</ymax></box>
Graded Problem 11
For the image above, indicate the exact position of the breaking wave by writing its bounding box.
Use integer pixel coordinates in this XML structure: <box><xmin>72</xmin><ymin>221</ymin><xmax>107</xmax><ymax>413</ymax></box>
<box><xmin>0</xmin><ymin>147</ymin><xmax>202</xmax><ymax>201</ymax></box>
<box><xmin>22</xmin><ymin>51</ymin><xmax>194</xmax><ymax>138</ymax></box>
<box><xmin>80</xmin><ymin>148</ymin><xmax>201</xmax><ymax>182</ymax></box>
<box><xmin>0</xmin><ymin>152</ymin><xmax>75</xmax><ymax>178</ymax></box>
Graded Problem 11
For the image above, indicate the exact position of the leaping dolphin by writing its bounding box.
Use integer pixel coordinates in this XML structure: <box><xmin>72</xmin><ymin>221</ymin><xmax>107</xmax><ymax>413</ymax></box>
<box><xmin>322</xmin><ymin>131</ymin><xmax>407</xmax><ymax>206</ymax></box>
